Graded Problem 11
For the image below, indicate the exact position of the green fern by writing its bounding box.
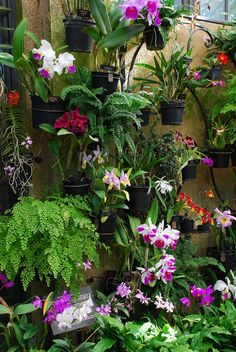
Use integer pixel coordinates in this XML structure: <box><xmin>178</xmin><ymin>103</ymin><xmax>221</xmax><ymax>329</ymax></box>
<box><xmin>0</xmin><ymin>195</ymin><xmax>100</xmax><ymax>291</ymax></box>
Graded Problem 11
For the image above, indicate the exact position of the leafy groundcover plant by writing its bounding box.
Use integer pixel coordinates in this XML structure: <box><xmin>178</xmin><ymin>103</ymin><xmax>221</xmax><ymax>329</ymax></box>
<box><xmin>0</xmin><ymin>195</ymin><xmax>100</xmax><ymax>291</ymax></box>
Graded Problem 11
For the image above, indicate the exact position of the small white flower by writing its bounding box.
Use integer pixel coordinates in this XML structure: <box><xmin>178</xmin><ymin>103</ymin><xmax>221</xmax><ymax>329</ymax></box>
<box><xmin>162</xmin><ymin>325</ymin><xmax>177</xmax><ymax>342</ymax></box>
<box><xmin>214</xmin><ymin>277</ymin><xmax>236</xmax><ymax>300</ymax></box>
<box><xmin>154</xmin><ymin>177</ymin><xmax>173</xmax><ymax>195</ymax></box>
<box><xmin>54</xmin><ymin>52</ymin><xmax>75</xmax><ymax>75</ymax></box>
<box><xmin>56</xmin><ymin>307</ymin><xmax>74</xmax><ymax>330</ymax></box>
<box><xmin>32</xmin><ymin>39</ymin><xmax>56</xmax><ymax>61</ymax></box>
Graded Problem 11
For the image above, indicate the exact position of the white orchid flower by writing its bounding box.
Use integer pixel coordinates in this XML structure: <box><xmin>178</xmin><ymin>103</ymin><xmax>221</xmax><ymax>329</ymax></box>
<box><xmin>54</xmin><ymin>52</ymin><xmax>76</xmax><ymax>75</ymax></box>
<box><xmin>33</xmin><ymin>39</ymin><xmax>56</xmax><ymax>61</ymax></box>
<box><xmin>214</xmin><ymin>277</ymin><xmax>236</xmax><ymax>300</ymax></box>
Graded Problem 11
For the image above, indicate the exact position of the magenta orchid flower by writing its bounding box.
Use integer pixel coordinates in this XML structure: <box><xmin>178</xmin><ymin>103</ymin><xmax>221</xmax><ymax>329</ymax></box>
<box><xmin>32</xmin><ymin>296</ymin><xmax>43</xmax><ymax>309</ymax></box>
<box><xmin>135</xmin><ymin>289</ymin><xmax>150</xmax><ymax>305</ymax></box>
<box><xmin>116</xmin><ymin>282</ymin><xmax>131</xmax><ymax>298</ymax></box>
<box><xmin>137</xmin><ymin>218</ymin><xmax>158</xmax><ymax>243</ymax></box>
<box><xmin>180</xmin><ymin>297</ymin><xmax>190</xmax><ymax>307</ymax></box>
<box><xmin>155</xmin><ymin>252</ymin><xmax>177</xmax><ymax>284</ymax></box>
<box><xmin>202</xmin><ymin>157</ymin><xmax>214</xmax><ymax>167</ymax></box>
<box><xmin>137</xmin><ymin>267</ymin><xmax>156</xmax><ymax>285</ymax></box>
<box><xmin>214</xmin><ymin>208</ymin><xmax>236</xmax><ymax>229</ymax></box>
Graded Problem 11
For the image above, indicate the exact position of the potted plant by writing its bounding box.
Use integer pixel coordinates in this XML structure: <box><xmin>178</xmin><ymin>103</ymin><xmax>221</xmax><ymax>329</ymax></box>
<box><xmin>177</xmin><ymin>192</ymin><xmax>213</xmax><ymax>234</ymax></box>
<box><xmin>1</xmin><ymin>90</ymin><xmax>33</xmax><ymax>197</ymax></box>
<box><xmin>0</xmin><ymin>195</ymin><xmax>100</xmax><ymax>291</ymax></box>
<box><xmin>200</xmin><ymin>52</ymin><xmax>229</xmax><ymax>81</ymax></box>
<box><xmin>0</xmin><ymin>19</ymin><xmax>76</xmax><ymax>128</ymax></box>
<box><xmin>61</xmin><ymin>0</ymin><xmax>96</xmax><ymax>52</ymax></box>
<box><xmin>174</xmin><ymin>132</ymin><xmax>206</xmax><ymax>182</ymax></box>
<box><xmin>212</xmin><ymin>22</ymin><xmax>236</xmax><ymax>66</ymax></box>
<box><xmin>85</xmin><ymin>0</ymin><xmax>144</xmax><ymax>99</ymax></box>
<box><xmin>207</xmin><ymin>114</ymin><xmax>236</xmax><ymax>168</ymax></box>
<box><xmin>119</xmin><ymin>0</ymin><xmax>188</xmax><ymax>51</ymax></box>
<box><xmin>134</xmin><ymin>48</ymin><xmax>203</xmax><ymax>125</ymax></box>
<box><xmin>40</xmin><ymin>108</ymin><xmax>95</xmax><ymax>195</ymax></box>
<box><xmin>88</xmin><ymin>165</ymin><xmax>130</xmax><ymax>242</ymax></box>
<box><xmin>209</xmin><ymin>207</ymin><xmax>236</xmax><ymax>271</ymax></box>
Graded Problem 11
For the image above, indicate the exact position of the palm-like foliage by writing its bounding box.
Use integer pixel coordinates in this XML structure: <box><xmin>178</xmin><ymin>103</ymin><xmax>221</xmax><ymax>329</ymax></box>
<box><xmin>134</xmin><ymin>48</ymin><xmax>191</xmax><ymax>102</ymax></box>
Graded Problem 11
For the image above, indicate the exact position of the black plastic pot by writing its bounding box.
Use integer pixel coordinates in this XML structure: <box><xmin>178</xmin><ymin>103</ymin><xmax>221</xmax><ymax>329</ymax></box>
<box><xmin>160</xmin><ymin>100</ymin><xmax>185</xmax><ymax>125</ymax></box>
<box><xmin>197</xmin><ymin>222</ymin><xmax>210</xmax><ymax>233</ymax></box>
<box><xmin>129</xmin><ymin>185</ymin><xmax>151</xmax><ymax>213</ymax></box>
<box><xmin>182</xmin><ymin>160</ymin><xmax>197</xmax><ymax>181</ymax></box>
<box><xmin>180</xmin><ymin>218</ymin><xmax>194</xmax><ymax>234</ymax></box>
<box><xmin>201</xmin><ymin>66</ymin><xmax>221</xmax><ymax>81</ymax></box>
<box><xmin>144</xmin><ymin>26</ymin><xmax>165</xmax><ymax>51</ymax></box>
<box><xmin>208</xmin><ymin>150</ymin><xmax>231</xmax><ymax>168</ymax></box>
<box><xmin>91</xmin><ymin>71</ymin><xmax>120</xmax><ymax>100</ymax></box>
<box><xmin>139</xmin><ymin>108</ymin><xmax>151</xmax><ymax>126</ymax></box>
<box><xmin>31</xmin><ymin>95</ymin><xmax>66</xmax><ymax>129</ymax></box>
<box><xmin>231</xmin><ymin>149</ymin><xmax>236</xmax><ymax>167</ymax></box>
<box><xmin>209</xmin><ymin>247</ymin><xmax>235</xmax><ymax>272</ymax></box>
<box><xmin>170</xmin><ymin>215</ymin><xmax>182</xmax><ymax>230</ymax></box>
<box><xmin>98</xmin><ymin>214</ymin><xmax>117</xmax><ymax>243</ymax></box>
<box><xmin>0</xmin><ymin>177</ymin><xmax>18</xmax><ymax>214</ymax></box>
<box><xmin>63</xmin><ymin>172</ymin><xmax>91</xmax><ymax>196</ymax></box>
<box><xmin>64</xmin><ymin>16</ymin><xmax>95</xmax><ymax>53</ymax></box>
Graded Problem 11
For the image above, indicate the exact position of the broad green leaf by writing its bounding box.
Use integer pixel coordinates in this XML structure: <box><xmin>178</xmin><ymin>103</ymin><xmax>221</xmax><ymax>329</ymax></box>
<box><xmin>13</xmin><ymin>303</ymin><xmax>37</xmax><ymax>317</ymax></box>
<box><xmin>146</xmin><ymin>197</ymin><xmax>158</xmax><ymax>225</ymax></box>
<box><xmin>12</xmin><ymin>323</ymin><xmax>25</xmax><ymax>348</ymax></box>
<box><xmin>99</xmin><ymin>24</ymin><xmax>144</xmax><ymax>49</ymax></box>
<box><xmin>83</xmin><ymin>27</ymin><xmax>101</xmax><ymax>41</ymax></box>
<box><xmin>0</xmin><ymin>304</ymin><xmax>11</xmax><ymax>315</ymax></box>
<box><xmin>12</xmin><ymin>18</ymin><xmax>28</xmax><ymax>63</ymax></box>
<box><xmin>39</xmin><ymin>123</ymin><xmax>57</xmax><ymax>135</ymax></box>
<box><xmin>23</xmin><ymin>324</ymin><xmax>41</xmax><ymax>339</ymax></box>
<box><xmin>128</xmin><ymin>215</ymin><xmax>140</xmax><ymax>237</ymax></box>
<box><xmin>26</xmin><ymin>31</ymin><xmax>41</xmax><ymax>46</ymax></box>
<box><xmin>93</xmin><ymin>337</ymin><xmax>116</xmax><ymax>352</ymax></box>
<box><xmin>34</xmin><ymin>76</ymin><xmax>48</xmax><ymax>102</ymax></box>
<box><xmin>57</xmin><ymin>128</ymin><xmax>74</xmax><ymax>136</ymax></box>
<box><xmin>0</xmin><ymin>52</ymin><xmax>16</xmax><ymax>68</ymax></box>
<box><xmin>88</xmin><ymin>0</ymin><xmax>111</xmax><ymax>36</ymax></box>
<box><xmin>47</xmin><ymin>139</ymin><xmax>60</xmax><ymax>157</ymax></box>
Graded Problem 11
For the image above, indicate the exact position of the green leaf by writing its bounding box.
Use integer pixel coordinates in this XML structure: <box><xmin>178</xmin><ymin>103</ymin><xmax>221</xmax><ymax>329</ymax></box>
<box><xmin>47</xmin><ymin>139</ymin><xmax>60</xmax><ymax>157</ymax></box>
<box><xmin>57</xmin><ymin>128</ymin><xmax>74</xmax><ymax>136</ymax></box>
<box><xmin>13</xmin><ymin>304</ymin><xmax>37</xmax><ymax>317</ymax></box>
<box><xmin>0</xmin><ymin>304</ymin><xmax>11</xmax><ymax>315</ymax></box>
<box><xmin>39</xmin><ymin>123</ymin><xmax>57</xmax><ymax>135</ymax></box>
<box><xmin>34</xmin><ymin>77</ymin><xmax>48</xmax><ymax>102</ymax></box>
<box><xmin>12</xmin><ymin>322</ymin><xmax>25</xmax><ymax>348</ymax></box>
<box><xmin>146</xmin><ymin>197</ymin><xmax>158</xmax><ymax>225</ymax></box>
<box><xmin>0</xmin><ymin>52</ymin><xmax>16</xmax><ymax>68</ymax></box>
<box><xmin>128</xmin><ymin>215</ymin><xmax>140</xmax><ymax>237</ymax></box>
<box><xmin>99</xmin><ymin>24</ymin><xmax>144</xmax><ymax>49</ymax></box>
<box><xmin>83</xmin><ymin>27</ymin><xmax>100</xmax><ymax>41</ymax></box>
<box><xmin>23</xmin><ymin>324</ymin><xmax>41</xmax><ymax>339</ymax></box>
<box><xmin>12</xmin><ymin>18</ymin><xmax>28</xmax><ymax>63</ymax></box>
<box><xmin>26</xmin><ymin>31</ymin><xmax>41</xmax><ymax>46</ymax></box>
<box><xmin>88</xmin><ymin>0</ymin><xmax>112</xmax><ymax>36</ymax></box>
<box><xmin>93</xmin><ymin>337</ymin><xmax>116</xmax><ymax>352</ymax></box>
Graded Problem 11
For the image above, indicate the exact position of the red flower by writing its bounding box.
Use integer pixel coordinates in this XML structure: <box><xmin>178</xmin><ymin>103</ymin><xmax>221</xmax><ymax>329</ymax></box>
<box><xmin>184</xmin><ymin>136</ymin><xmax>196</xmax><ymax>149</ymax></box>
<box><xmin>54</xmin><ymin>109</ymin><xmax>88</xmax><ymax>136</ymax></box>
<box><xmin>178</xmin><ymin>192</ymin><xmax>185</xmax><ymax>200</ymax></box>
<box><xmin>8</xmin><ymin>91</ymin><xmax>20</xmax><ymax>107</ymax></box>
<box><xmin>217</xmin><ymin>53</ymin><xmax>229</xmax><ymax>65</ymax></box>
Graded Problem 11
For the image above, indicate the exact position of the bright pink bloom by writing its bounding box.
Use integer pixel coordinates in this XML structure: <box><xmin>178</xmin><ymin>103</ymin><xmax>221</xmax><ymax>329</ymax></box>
<box><xmin>147</xmin><ymin>1</ymin><xmax>157</xmax><ymax>13</ymax></box>
<box><xmin>184</xmin><ymin>136</ymin><xmax>195</xmax><ymax>148</ymax></box>
<box><xmin>190</xmin><ymin>285</ymin><xmax>205</xmax><ymax>298</ymax></box>
<box><xmin>83</xmin><ymin>259</ymin><xmax>92</xmax><ymax>270</ymax></box>
<box><xmin>40</xmin><ymin>68</ymin><xmax>51</xmax><ymax>79</ymax></box>
<box><xmin>2</xmin><ymin>281</ymin><xmax>14</xmax><ymax>288</ymax></box>
<box><xmin>125</xmin><ymin>6</ymin><xmax>139</xmax><ymax>20</ymax></box>
<box><xmin>193</xmin><ymin>71</ymin><xmax>201</xmax><ymax>80</ymax></box>
<box><xmin>135</xmin><ymin>289</ymin><xmax>150</xmax><ymax>305</ymax></box>
<box><xmin>116</xmin><ymin>282</ymin><xmax>131</xmax><ymax>298</ymax></box>
<box><xmin>154</xmin><ymin>14</ymin><xmax>162</xmax><ymax>26</ymax></box>
<box><xmin>33</xmin><ymin>53</ymin><xmax>42</xmax><ymax>60</ymax></box>
<box><xmin>202</xmin><ymin>157</ymin><xmax>214</xmax><ymax>167</ymax></box>
<box><xmin>68</xmin><ymin>65</ymin><xmax>76</xmax><ymax>74</ymax></box>
<box><xmin>180</xmin><ymin>297</ymin><xmax>190</xmax><ymax>307</ymax></box>
<box><xmin>32</xmin><ymin>296</ymin><xmax>43</xmax><ymax>309</ymax></box>
<box><xmin>96</xmin><ymin>304</ymin><xmax>111</xmax><ymax>316</ymax></box>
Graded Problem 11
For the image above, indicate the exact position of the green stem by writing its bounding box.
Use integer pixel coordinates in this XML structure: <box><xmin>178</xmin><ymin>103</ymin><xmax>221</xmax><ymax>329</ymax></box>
<box><xmin>144</xmin><ymin>246</ymin><xmax>149</xmax><ymax>268</ymax></box>
<box><xmin>74</xmin><ymin>326</ymin><xmax>100</xmax><ymax>352</ymax></box>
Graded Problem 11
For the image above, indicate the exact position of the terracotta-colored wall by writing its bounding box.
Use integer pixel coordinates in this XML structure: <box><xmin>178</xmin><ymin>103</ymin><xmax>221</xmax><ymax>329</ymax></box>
<box><xmin>18</xmin><ymin>1</ymin><xmax>236</xmax><ymax>254</ymax></box>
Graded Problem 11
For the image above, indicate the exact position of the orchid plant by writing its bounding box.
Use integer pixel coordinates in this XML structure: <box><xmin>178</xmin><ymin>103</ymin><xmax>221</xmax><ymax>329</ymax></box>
<box><xmin>40</xmin><ymin>109</ymin><xmax>96</xmax><ymax>181</ymax></box>
<box><xmin>214</xmin><ymin>207</ymin><xmax>236</xmax><ymax>251</ymax></box>
<box><xmin>0</xmin><ymin>19</ymin><xmax>76</xmax><ymax>102</ymax></box>
<box><xmin>119</xmin><ymin>0</ymin><xmax>188</xmax><ymax>46</ymax></box>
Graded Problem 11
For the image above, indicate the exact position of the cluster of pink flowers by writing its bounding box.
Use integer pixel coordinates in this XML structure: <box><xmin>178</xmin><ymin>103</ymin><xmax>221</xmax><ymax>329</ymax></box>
<box><xmin>54</xmin><ymin>109</ymin><xmax>88</xmax><ymax>137</ymax></box>
<box><xmin>180</xmin><ymin>284</ymin><xmax>214</xmax><ymax>308</ymax></box>
<box><xmin>0</xmin><ymin>272</ymin><xmax>14</xmax><ymax>290</ymax></box>
<box><xmin>103</xmin><ymin>169</ymin><xmax>130</xmax><ymax>191</ymax></box>
<box><xmin>120</xmin><ymin>0</ymin><xmax>162</xmax><ymax>26</ymax></box>
<box><xmin>154</xmin><ymin>293</ymin><xmax>174</xmax><ymax>313</ymax></box>
<box><xmin>212</xmin><ymin>80</ymin><xmax>225</xmax><ymax>87</ymax></box>
<box><xmin>137</xmin><ymin>219</ymin><xmax>180</xmax><ymax>286</ymax></box>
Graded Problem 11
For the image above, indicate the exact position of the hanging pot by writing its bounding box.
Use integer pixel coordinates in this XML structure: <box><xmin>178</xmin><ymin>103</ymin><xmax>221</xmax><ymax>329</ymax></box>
<box><xmin>182</xmin><ymin>160</ymin><xmax>198</xmax><ymax>181</ymax></box>
<box><xmin>129</xmin><ymin>185</ymin><xmax>151</xmax><ymax>213</ymax></box>
<box><xmin>180</xmin><ymin>218</ymin><xmax>194</xmax><ymax>234</ymax></box>
<box><xmin>31</xmin><ymin>95</ymin><xmax>66</xmax><ymax>129</ymax></box>
<box><xmin>63</xmin><ymin>13</ymin><xmax>95</xmax><ymax>53</ymax></box>
<box><xmin>160</xmin><ymin>100</ymin><xmax>185</xmax><ymax>125</ymax></box>
<box><xmin>201</xmin><ymin>66</ymin><xmax>221</xmax><ymax>81</ymax></box>
<box><xmin>63</xmin><ymin>172</ymin><xmax>91</xmax><ymax>196</ymax></box>
<box><xmin>0</xmin><ymin>177</ymin><xmax>18</xmax><ymax>214</ymax></box>
<box><xmin>91</xmin><ymin>69</ymin><xmax>120</xmax><ymax>101</ymax></box>
<box><xmin>139</xmin><ymin>108</ymin><xmax>151</xmax><ymax>126</ymax></box>
<box><xmin>144</xmin><ymin>26</ymin><xmax>165</xmax><ymax>51</ymax></box>
<box><xmin>170</xmin><ymin>215</ymin><xmax>182</xmax><ymax>230</ymax></box>
<box><xmin>208</xmin><ymin>150</ymin><xmax>231</xmax><ymax>168</ymax></box>
<box><xmin>98</xmin><ymin>213</ymin><xmax>117</xmax><ymax>243</ymax></box>
<box><xmin>197</xmin><ymin>222</ymin><xmax>211</xmax><ymax>233</ymax></box>
<box><xmin>231</xmin><ymin>149</ymin><xmax>236</xmax><ymax>167</ymax></box>
<box><xmin>209</xmin><ymin>247</ymin><xmax>235</xmax><ymax>272</ymax></box>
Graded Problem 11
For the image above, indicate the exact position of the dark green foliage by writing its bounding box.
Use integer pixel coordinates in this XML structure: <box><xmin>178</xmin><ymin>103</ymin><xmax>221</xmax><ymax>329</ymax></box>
<box><xmin>0</xmin><ymin>195</ymin><xmax>100</xmax><ymax>291</ymax></box>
